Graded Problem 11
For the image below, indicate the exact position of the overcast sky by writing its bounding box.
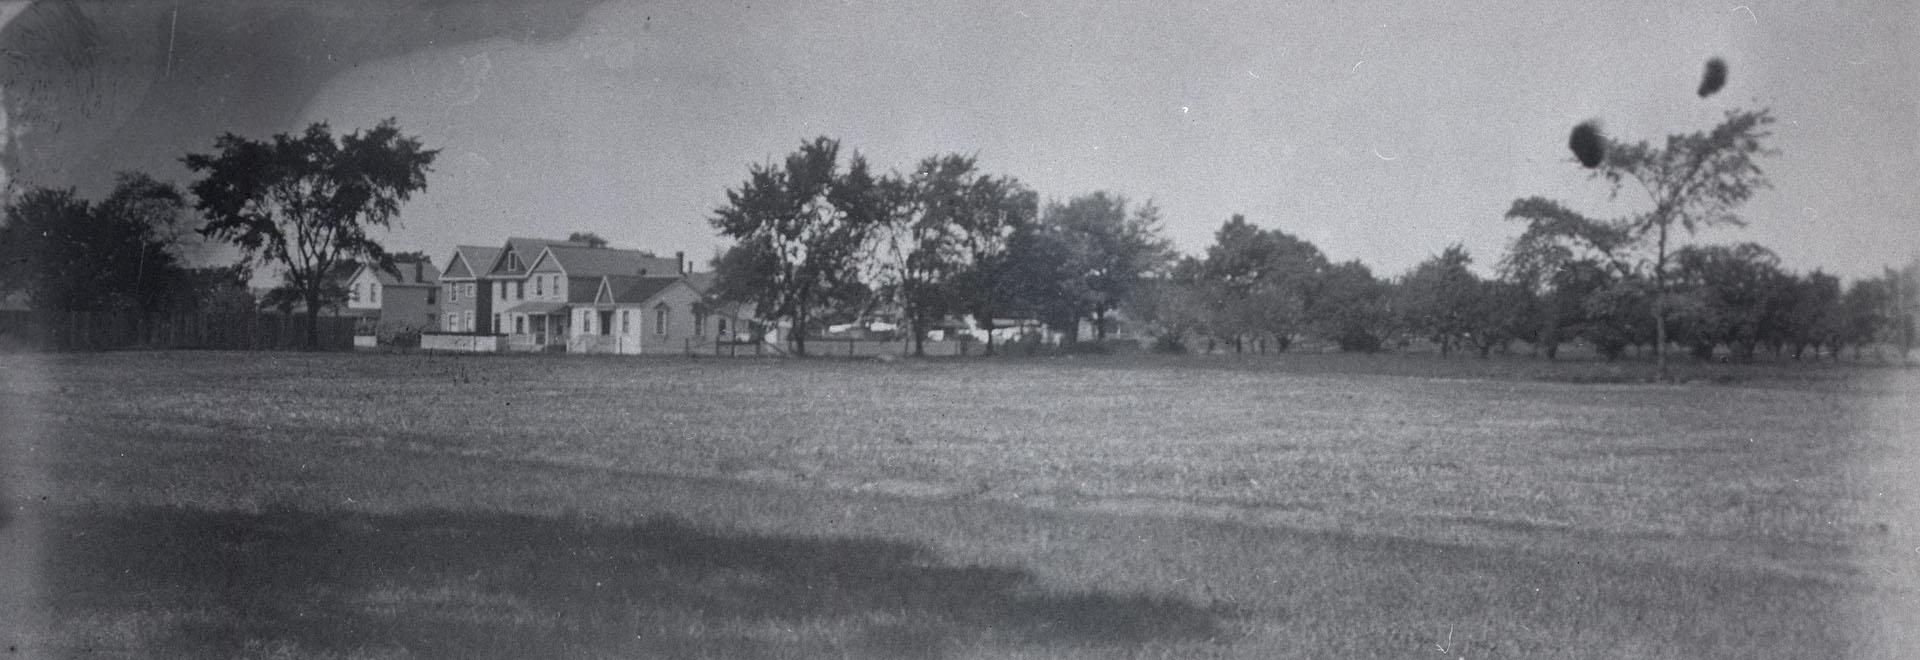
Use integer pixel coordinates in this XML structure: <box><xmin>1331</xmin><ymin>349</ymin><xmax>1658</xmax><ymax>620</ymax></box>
<box><xmin>3</xmin><ymin>0</ymin><xmax>1916</xmax><ymax>280</ymax></box>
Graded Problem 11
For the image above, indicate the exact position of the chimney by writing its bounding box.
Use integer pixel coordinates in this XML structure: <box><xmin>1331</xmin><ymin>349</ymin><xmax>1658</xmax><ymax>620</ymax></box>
<box><xmin>676</xmin><ymin>251</ymin><xmax>686</xmax><ymax>275</ymax></box>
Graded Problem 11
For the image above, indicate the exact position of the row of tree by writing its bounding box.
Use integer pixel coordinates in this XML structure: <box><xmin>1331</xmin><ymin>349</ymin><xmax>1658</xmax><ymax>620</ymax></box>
<box><xmin>711</xmin><ymin>113</ymin><xmax>1918</xmax><ymax>363</ymax></box>
<box><xmin>0</xmin><ymin>120</ymin><xmax>438</xmax><ymax>347</ymax></box>
<box><xmin>708</xmin><ymin>138</ymin><xmax>1178</xmax><ymax>356</ymax></box>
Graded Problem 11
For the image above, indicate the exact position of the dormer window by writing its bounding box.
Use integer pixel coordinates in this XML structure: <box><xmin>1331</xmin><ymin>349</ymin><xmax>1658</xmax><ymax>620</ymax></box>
<box><xmin>507</xmin><ymin>253</ymin><xmax>524</xmax><ymax>271</ymax></box>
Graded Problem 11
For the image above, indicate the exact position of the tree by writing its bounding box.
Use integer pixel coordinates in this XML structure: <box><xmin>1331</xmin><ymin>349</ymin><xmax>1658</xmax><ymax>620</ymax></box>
<box><xmin>0</xmin><ymin>173</ymin><xmax>193</xmax><ymax>320</ymax></box>
<box><xmin>566</xmin><ymin>232</ymin><xmax>609</xmax><ymax>248</ymax></box>
<box><xmin>1599</xmin><ymin>109</ymin><xmax>1776</xmax><ymax>376</ymax></box>
<box><xmin>1669</xmin><ymin>243</ymin><xmax>1786</xmax><ymax>361</ymax></box>
<box><xmin>710</xmin><ymin>137</ymin><xmax>888</xmax><ymax>356</ymax></box>
<box><xmin>1195</xmin><ymin>215</ymin><xmax>1328</xmax><ymax>353</ymax></box>
<box><xmin>1885</xmin><ymin>259</ymin><xmax>1920</xmax><ymax>361</ymax></box>
<box><xmin>1019</xmin><ymin>192</ymin><xmax>1174</xmax><ymax>343</ymax></box>
<box><xmin>1312</xmin><ymin>260</ymin><xmax>1392</xmax><ymax>352</ymax></box>
<box><xmin>946</xmin><ymin>168</ymin><xmax>1037</xmax><ymax>356</ymax></box>
<box><xmin>185</xmin><ymin>119</ymin><xmax>438</xmax><ymax>347</ymax></box>
<box><xmin>1398</xmin><ymin>245</ymin><xmax>1480</xmax><ymax>356</ymax></box>
<box><xmin>1779</xmin><ymin>270</ymin><xmax>1842</xmax><ymax>359</ymax></box>
<box><xmin>1503</xmin><ymin>109</ymin><xmax>1774</xmax><ymax>376</ymax></box>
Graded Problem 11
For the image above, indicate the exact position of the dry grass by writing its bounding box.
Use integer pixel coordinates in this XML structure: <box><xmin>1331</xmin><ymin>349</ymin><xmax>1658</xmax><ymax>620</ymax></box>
<box><xmin>2</xmin><ymin>350</ymin><xmax>1914</xmax><ymax>658</ymax></box>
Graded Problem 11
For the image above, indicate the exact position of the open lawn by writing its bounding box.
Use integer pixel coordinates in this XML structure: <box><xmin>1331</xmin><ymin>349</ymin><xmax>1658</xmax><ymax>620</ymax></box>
<box><xmin>2</xmin><ymin>351</ymin><xmax>1915</xmax><ymax>659</ymax></box>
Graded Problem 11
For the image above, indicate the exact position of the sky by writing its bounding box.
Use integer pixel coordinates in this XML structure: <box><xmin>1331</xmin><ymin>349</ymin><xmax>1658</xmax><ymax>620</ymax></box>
<box><xmin>3</xmin><ymin>0</ymin><xmax>1916</xmax><ymax>281</ymax></box>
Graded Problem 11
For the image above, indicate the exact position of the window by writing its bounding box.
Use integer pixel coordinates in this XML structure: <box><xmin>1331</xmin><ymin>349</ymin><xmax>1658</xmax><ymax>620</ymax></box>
<box><xmin>535</xmin><ymin>276</ymin><xmax>543</xmax><ymax>296</ymax></box>
<box><xmin>516</xmin><ymin>281</ymin><xmax>525</xmax><ymax>300</ymax></box>
<box><xmin>581</xmin><ymin>311</ymin><xmax>592</xmax><ymax>335</ymax></box>
<box><xmin>694</xmin><ymin>311</ymin><xmax>706</xmax><ymax>336</ymax></box>
<box><xmin>516</xmin><ymin>316</ymin><xmax>526</xmax><ymax>334</ymax></box>
<box><xmin>427</xmin><ymin>287</ymin><xmax>437</xmax><ymax>305</ymax></box>
<box><xmin>621</xmin><ymin>310</ymin><xmax>630</xmax><ymax>334</ymax></box>
<box><xmin>717</xmin><ymin>318</ymin><xmax>729</xmax><ymax>336</ymax></box>
<box><xmin>369</xmin><ymin>284</ymin><xmax>378</xmax><ymax>304</ymax></box>
<box><xmin>655</xmin><ymin>303</ymin><xmax>669</xmax><ymax>335</ymax></box>
<box><xmin>463</xmin><ymin>311</ymin><xmax>474</xmax><ymax>332</ymax></box>
<box><xmin>508</xmin><ymin>253</ymin><xmax>523</xmax><ymax>271</ymax></box>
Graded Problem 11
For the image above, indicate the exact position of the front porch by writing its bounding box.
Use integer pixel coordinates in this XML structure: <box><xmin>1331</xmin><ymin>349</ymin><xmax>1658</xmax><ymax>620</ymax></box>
<box><xmin>502</xmin><ymin>302</ymin><xmax>570</xmax><ymax>352</ymax></box>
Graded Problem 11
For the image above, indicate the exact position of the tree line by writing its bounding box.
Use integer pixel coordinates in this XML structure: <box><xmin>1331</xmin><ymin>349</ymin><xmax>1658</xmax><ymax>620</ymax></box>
<box><xmin>712</xmin><ymin>112</ymin><xmax>1918</xmax><ymax>363</ymax></box>
<box><xmin>0</xmin><ymin>120</ymin><xmax>437</xmax><ymax>347</ymax></box>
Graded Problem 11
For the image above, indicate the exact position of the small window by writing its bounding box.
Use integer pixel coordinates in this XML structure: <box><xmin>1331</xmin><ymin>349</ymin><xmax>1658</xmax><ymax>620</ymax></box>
<box><xmin>508</xmin><ymin>253</ymin><xmax>523</xmax><ymax>271</ymax></box>
<box><xmin>492</xmin><ymin>314</ymin><xmax>501</xmax><ymax>333</ymax></box>
<box><xmin>516</xmin><ymin>281</ymin><xmax>525</xmax><ymax>300</ymax></box>
<box><xmin>655</xmin><ymin>303</ymin><xmax>669</xmax><ymax>335</ymax></box>
<box><xmin>717</xmin><ymin>318</ymin><xmax>729</xmax><ymax>336</ymax></box>
<box><xmin>427</xmin><ymin>287</ymin><xmax>437</xmax><ymax>305</ymax></box>
<box><xmin>535</xmin><ymin>276</ymin><xmax>543</xmax><ymax>296</ymax></box>
<box><xmin>369</xmin><ymin>284</ymin><xmax>378</xmax><ymax>304</ymax></box>
<box><xmin>463</xmin><ymin>311</ymin><xmax>474</xmax><ymax>332</ymax></box>
<box><xmin>694</xmin><ymin>311</ymin><xmax>706</xmax><ymax>336</ymax></box>
<box><xmin>621</xmin><ymin>310</ymin><xmax>631</xmax><ymax>334</ymax></box>
<box><xmin>582</xmin><ymin>312</ymin><xmax>593</xmax><ymax>335</ymax></box>
<box><xmin>515</xmin><ymin>316</ymin><xmax>526</xmax><ymax>334</ymax></box>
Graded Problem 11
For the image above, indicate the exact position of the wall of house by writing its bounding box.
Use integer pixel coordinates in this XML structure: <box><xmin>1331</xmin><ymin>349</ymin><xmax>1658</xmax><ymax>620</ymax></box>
<box><xmin>376</xmin><ymin>285</ymin><xmax>440</xmax><ymax>339</ymax></box>
<box><xmin>346</xmin><ymin>271</ymin><xmax>382</xmax><ymax>312</ymax></box>
<box><xmin>439</xmin><ymin>280</ymin><xmax>482</xmax><ymax>332</ymax></box>
<box><xmin>560</xmin><ymin>283</ymin><xmax>716</xmax><ymax>354</ymax></box>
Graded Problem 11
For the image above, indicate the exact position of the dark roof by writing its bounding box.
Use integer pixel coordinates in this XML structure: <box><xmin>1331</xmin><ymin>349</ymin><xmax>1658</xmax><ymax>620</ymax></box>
<box><xmin>608</xmin><ymin>276</ymin><xmax>684</xmax><ymax>304</ymax></box>
<box><xmin>363</xmin><ymin>257</ymin><xmax>440</xmax><ymax>287</ymax></box>
<box><xmin>541</xmin><ymin>245</ymin><xmax>683</xmax><ymax>280</ymax></box>
<box><xmin>443</xmin><ymin>246</ymin><xmax>499</xmax><ymax>280</ymax></box>
<box><xmin>488</xmin><ymin>237</ymin><xmax>586</xmax><ymax>277</ymax></box>
<box><xmin>567</xmin><ymin>276</ymin><xmax>603</xmax><ymax>304</ymax></box>
<box><xmin>543</xmin><ymin>245</ymin><xmax>680</xmax><ymax>278</ymax></box>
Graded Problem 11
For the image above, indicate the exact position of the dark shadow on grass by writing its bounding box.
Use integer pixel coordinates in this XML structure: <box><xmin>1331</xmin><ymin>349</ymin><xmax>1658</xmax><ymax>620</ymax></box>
<box><xmin>44</xmin><ymin>504</ymin><xmax>1228</xmax><ymax>659</ymax></box>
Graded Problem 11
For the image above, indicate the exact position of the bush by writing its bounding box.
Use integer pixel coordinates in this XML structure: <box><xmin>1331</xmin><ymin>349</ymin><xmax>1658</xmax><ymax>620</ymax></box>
<box><xmin>1332</xmin><ymin>327</ymin><xmax>1383</xmax><ymax>353</ymax></box>
<box><xmin>387</xmin><ymin>328</ymin><xmax>422</xmax><ymax>348</ymax></box>
<box><xmin>1059</xmin><ymin>341</ymin><xmax>1113</xmax><ymax>355</ymax></box>
<box><xmin>1151</xmin><ymin>333</ymin><xmax>1188</xmax><ymax>354</ymax></box>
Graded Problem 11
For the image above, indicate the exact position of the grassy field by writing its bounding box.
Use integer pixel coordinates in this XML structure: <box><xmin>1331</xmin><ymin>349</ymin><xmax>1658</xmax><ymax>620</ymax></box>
<box><xmin>2</xmin><ymin>350</ymin><xmax>1915</xmax><ymax>659</ymax></box>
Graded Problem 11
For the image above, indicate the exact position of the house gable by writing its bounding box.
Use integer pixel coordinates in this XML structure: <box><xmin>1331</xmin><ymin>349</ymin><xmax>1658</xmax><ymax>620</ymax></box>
<box><xmin>593</xmin><ymin>277</ymin><xmax>616</xmax><ymax>305</ymax></box>
<box><xmin>528</xmin><ymin>247</ymin><xmax>565</xmax><ymax>274</ymax></box>
<box><xmin>442</xmin><ymin>252</ymin><xmax>474</xmax><ymax>280</ymax></box>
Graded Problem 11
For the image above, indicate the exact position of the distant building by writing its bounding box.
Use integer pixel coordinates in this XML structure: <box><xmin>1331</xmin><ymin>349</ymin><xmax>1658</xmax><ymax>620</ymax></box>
<box><xmin>343</xmin><ymin>254</ymin><xmax>441</xmax><ymax>342</ymax></box>
<box><xmin>437</xmin><ymin>236</ymin><xmax>752</xmax><ymax>353</ymax></box>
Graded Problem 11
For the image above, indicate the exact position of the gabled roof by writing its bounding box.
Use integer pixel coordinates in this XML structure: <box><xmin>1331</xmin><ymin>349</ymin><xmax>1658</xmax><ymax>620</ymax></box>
<box><xmin>487</xmin><ymin>237</ymin><xmax>588</xmax><ymax>277</ymax></box>
<box><xmin>567</xmin><ymin>276</ymin><xmax>604</xmax><ymax>304</ymax></box>
<box><xmin>540</xmin><ymin>245</ymin><xmax>681</xmax><ymax>279</ymax></box>
<box><xmin>352</xmin><ymin>257</ymin><xmax>440</xmax><ymax>287</ymax></box>
<box><xmin>442</xmin><ymin>246</ymin><xmax>499</xmax><ymax>281</ymax></box>
<box><xmin>585</xmin><ymin>275</ymin><xmax>687</xmax><ymax>306</ymax></box>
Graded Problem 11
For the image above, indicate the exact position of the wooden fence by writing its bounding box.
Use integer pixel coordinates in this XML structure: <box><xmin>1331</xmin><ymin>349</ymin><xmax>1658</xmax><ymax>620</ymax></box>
<box><xmin>0</xmin><ymin>310</ymin><xmax>355</xmax><ymax>352</ymax></box>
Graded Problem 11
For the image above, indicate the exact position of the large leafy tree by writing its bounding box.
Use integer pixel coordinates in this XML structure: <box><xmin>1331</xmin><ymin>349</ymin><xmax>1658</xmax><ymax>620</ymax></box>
<box><xmin>1311</xmin><ymin>260</ymin><xmax>1392</xmax><ymax>353</ymax></box>
<box><xmin>1668</xmin><ymin>242</ymin><xmax>1787</xmax><ymax>361</ymax></box>
<box><xmin>711</xmin><ymin>137</ymin><xmax>888</xmax><ymax>356</ymax></box>
<box><xmin>1001</xmin><ymin>192</ymin><xmax>1172</xmax><ymax>343</ymax></box>
<box><xmin>1502</xmin><ymin>110</ymin><xmax>1774</xmax><ymax>374</ymax></box>
<box><xmin>946</xmin><ymin>167</ymin><xmax>1037</xmax><ymax>355</ymax></box>
<box><xmin>185</xmin><ymin>119</ymin><xmax>438</xmax><ymax>347</ymax></box>
<box><xmin>0</xmin><ymin>173</ymin><xmax>193</xmax><ymax>320</ymax></box>
<box><xmin>874</xmin><ymin>154</ymin><xmax>1026</xmax><ymax>357</ymax></box>
<box><xmin>1397</xmin><ymin>245</ymin><xmax>1482</xmax><ymax>356</ymax></box>
<box><xmin>1042</xmin><ymin>192</ymin><xmax>1174</xmax><ymax>342</ymax></box>
<box><xmin>1197</xmin><ymin>215</ymin><xmax>1327</xmax><ymax>352</ymax></box>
